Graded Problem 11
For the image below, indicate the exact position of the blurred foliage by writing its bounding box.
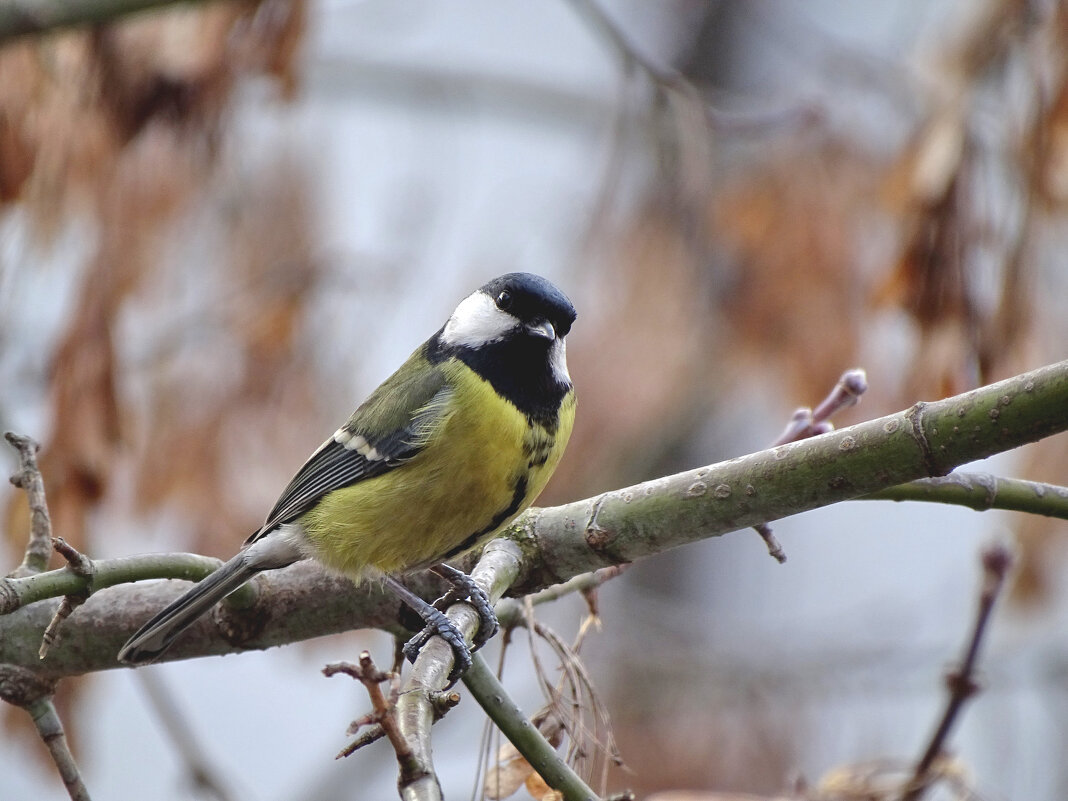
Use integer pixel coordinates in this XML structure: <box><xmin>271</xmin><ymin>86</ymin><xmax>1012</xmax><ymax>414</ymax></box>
<box><xmin>0</xmin><ymin>0</ymin><xmax>308</xmax><ymax>753</ymax></box>
<box><xmin>4</xmin><ymin>0</ymin><xmax>1068</xmax><ymax>797</ymax></box>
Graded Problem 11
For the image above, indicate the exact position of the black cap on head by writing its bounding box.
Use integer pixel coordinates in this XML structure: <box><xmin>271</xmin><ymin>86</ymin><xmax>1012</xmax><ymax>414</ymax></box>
<box><xmin>481</xmin><ymin>273</ymin><xmax>576</xmax><ymax>338</ymax></box>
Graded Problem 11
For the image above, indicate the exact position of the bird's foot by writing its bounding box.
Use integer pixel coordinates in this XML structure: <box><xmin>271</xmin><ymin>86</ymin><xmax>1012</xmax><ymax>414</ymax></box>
<box><xmin>387</xmin><ymin>567</ymin><xmax>499</xmax><ymax>686</ymax></box>
<box><xmin>401</xmin><ymin>607</ymin><xmax>471</xmax><ymax>685</ymax></box>
<box><xmin>429</xmin><ymin>564</ymin><xmax>499</xmax><ymax>652</ymax></box>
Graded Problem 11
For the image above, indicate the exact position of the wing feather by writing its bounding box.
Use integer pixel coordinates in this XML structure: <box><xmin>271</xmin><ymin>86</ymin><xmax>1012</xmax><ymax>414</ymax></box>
<box><xmin>246</xmin><ymin>356</ymin><xmax>453</xmax><ymax>543</ymax></box>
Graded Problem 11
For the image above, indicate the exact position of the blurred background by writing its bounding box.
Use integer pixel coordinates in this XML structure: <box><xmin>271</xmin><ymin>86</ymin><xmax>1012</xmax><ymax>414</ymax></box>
<box><xmin>3</xmin><ymin>0</ymin><xmax>1068</xmax><ymax>798</ymax></box>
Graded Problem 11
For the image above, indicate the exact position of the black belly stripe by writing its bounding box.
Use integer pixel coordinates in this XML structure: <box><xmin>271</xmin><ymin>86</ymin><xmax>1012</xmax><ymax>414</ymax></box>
<box><xmin>441</xmin><ymin>476</ymin><xmax>529</xmax><ymax>561</ymax></box>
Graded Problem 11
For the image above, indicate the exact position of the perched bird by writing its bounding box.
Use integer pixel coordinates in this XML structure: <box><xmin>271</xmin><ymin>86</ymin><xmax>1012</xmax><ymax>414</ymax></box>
<box><xmin>118</xmin><ymin>273</ymin><xmax>577</xmax><ymax>680</ymax></box>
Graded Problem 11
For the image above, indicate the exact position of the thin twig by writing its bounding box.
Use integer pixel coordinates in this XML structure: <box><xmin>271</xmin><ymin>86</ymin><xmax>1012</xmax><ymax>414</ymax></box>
<box><xmin>465</xmin><ymin>653</ymin><xmax>598</xmax><ymax>801</ymax></box>
<box><xmin>53</xmin><ymin>538</ymin><xmax>94</xmax><ymax>578</ymax></box>
<box><xmin>865</xmin><ymin>474</ymin><xmax>1068</xmax><ymax>520</ymax></box>
<box><xmin>135</xmin><ymin>670</ymin><xmax>238</xmax><ymax>801</ymax></box>
<box><xmin>39</xmin><ymin>538</ymin><xmax>97</xmax><ymax>659</ymax></box>
<box><xmin>324</xmin><ymin>651</ymin><xmax>412</xmax><ymax>764</ymax></box>
<box><xmin>25</xmin><ymin>695</ymin><xmax>92</xmax><ymax>801</ymax></box>
<box><xmin>38</xmin><ymin>596</ymin><xmax>85</xmax><ymax>660</ymax></box>
<box><xmin>771</xmin><ymin>368</ymin><xmax>869</xmax><ymax>447</ymax></box>
<box><xmin>900</xmin><ymin>543</ymin><xmax>1014</xmax><ymax>801</ymax></box>
<box><xmin>0</xmin><ymin>436</ymin><xmax>89</xmax><ymax>799</ymax></box>
<box><xmin>5</xmin><ymin>431</ymin><xmax>54</xmax><ymax>577</ymax></box>
<box><xmin>0</xmin><ymin>551</ymin><xmax>253</xmax><ymax>616</ymax></box>
<box><xmin>496</xmin><ymin>566</ymin><xmax>628</xmax><ymax>630</ymax></box>
<box><xmin>528</xmin><ymin>616</ymin><xmax>621</xmax><ymax>783</ymax></box>
<box><xmin>755</xmin><ymin>369</ymin><xmax>870</xmax><ymax>562</ymax></box>
<box><xmin>752</xmin><ymin>523</ymin><xmax>787</xmax><ymax>564</ymax></box>
<box><xmin>386</xmin><ymin>540</ymin><xmax>600</xmax><ymax>800</ymax></box>
<box><xmin>811</xmin><ymin>368</ymin><xmax>869</xmax><ymax>426</ymax></box>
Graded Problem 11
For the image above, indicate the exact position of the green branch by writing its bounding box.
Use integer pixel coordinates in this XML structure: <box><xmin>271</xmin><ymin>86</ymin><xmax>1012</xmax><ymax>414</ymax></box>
<box><xmin>508</xmin><ymin>360</ymin><xmax>1068</xmax><ymax>593</ymax></box>
<box><xmin>0</xmin><ymin>553</ymin><xmax>231</xmax><ymax>614</ymax></box>
<box><xmin>2</xmin><ymin>359</ymin><xmax>1068</xmax><ymax>678</ymax></box>
<box><xmin>464</xmin><ymin>653</ymin><xmax>598</xmax><ymax>801</ymax></box>
<box><xmin>864</xmin><ymin>474</ymin><xmax>1068</xmax><ymax>518</ymax></box>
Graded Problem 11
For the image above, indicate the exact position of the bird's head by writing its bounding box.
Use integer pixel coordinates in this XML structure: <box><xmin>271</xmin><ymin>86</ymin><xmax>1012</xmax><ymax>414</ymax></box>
<box><xmin>441</xmin><ymin>272</ymin><xmax>576</xmax><ymax>349</ymax></box>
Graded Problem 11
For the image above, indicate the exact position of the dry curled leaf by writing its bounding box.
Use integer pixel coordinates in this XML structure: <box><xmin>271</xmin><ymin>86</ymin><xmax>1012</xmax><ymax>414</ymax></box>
<box><xmin>485</xmin><ymin>741</ymin><xmax>535</xmax><ymax>800</ymax></box>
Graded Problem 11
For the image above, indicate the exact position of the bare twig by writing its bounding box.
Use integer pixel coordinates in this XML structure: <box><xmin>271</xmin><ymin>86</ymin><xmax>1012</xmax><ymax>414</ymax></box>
<box><xmin>772</xmin><ymin>368</ymin><xmax>869</xmax><ymax>447</ymax></box>
<box><xmin>810</xmin><ymin>368</ymin><xmax>869</xmax><ymax>426</ymax></box>
<box><xmin>25</xmin><ymin>695</ymin><xmax>91</xmax><ymax>801</ymax></box>
<box><xmin>38</xmin><ymin>596</ymin><xmax>84</xmax><ymax>660</ymax></box>
<box><xmin>900</xmin><ymin>543</ymin><xmax>1014</xmax><ymax>801</ymax></box>
<box><xmin>495</xmin><ymin>566</ymin><xmax>628</xmax><ymax>631</ymax></box>
<box><xmin>324</xmin><ymin>651</ymin><xmax>410</xmax><ymax>763</ymax></box>
<box><xmin>3</xmin><ymin>362</ymin><xmax>1068</xmax><ymax>677</ymax></box>
<box><xmin>528</xmin><ymin>614</ymin><xmax>622</xmax><ymax>786</ymax></box>
<box><xmin>390</xmin><ymin>544</ymin><xmax>520</xmax><ymax>801</ymax></box>
<box><xmin>752</xmin><ymin>523</ymin><xmax>787</xmax><ymax>564</ymax></box>
<box><xmin>53</xmin><ymin>538</ymin><xmax>94</xmax><ymax>577</ymax></box>
<box><xmin>489</xmin><ymin>581</ymin><xmax>621</xmax><ymax>799</ymax></box>
<box><xmin>5</xmin><ymin>432</ymin><xmax>54</xmax><ymax>577</ymax></box>
<box><xmin>135</xmin><ymin>670</ymin><xmax>238</xmax><ymax>801</ymax></box>
<box><xmin>755</xmin><ymin>369</ymin><xmax>870</xmax><ymax>562</ymax></box>
<box><xmin>39</xmin><ymin>539</ymin><xmax>97</xmax><ymax>659</ymax></box>
<box><xmin>0</xmin><ymin>440</ymin><xmax>88</xmax><ymax>801</ymax></box>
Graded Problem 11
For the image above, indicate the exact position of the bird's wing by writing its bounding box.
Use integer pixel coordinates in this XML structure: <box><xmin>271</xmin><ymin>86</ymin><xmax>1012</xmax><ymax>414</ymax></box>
<box><xmin>247</xmin><ymin>349</ymin><xmax>452</xmax><ymax>541</ymax></box>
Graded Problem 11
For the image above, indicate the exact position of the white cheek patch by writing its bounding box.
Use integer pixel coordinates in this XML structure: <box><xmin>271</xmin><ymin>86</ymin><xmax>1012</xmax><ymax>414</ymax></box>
<box><xmin>549</xmin><ymin>337</ymin><xmax>570</xmax><ymax>384</ymax></box>
<box><xmin>334</xmin><ymin>428</ymin><xmax>383</xmax><ymax>461</ymax></box>
<box><xmin>441</xmin><ymin>291</ymin><xmax>516</xmax><ymax>348</ymax></box>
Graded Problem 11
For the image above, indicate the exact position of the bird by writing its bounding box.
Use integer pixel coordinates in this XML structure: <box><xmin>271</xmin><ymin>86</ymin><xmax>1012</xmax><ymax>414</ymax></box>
<box><xmin>118</xmin><ymin>272</ymin><xmax>577</xmax><ymax>681</ymax></box>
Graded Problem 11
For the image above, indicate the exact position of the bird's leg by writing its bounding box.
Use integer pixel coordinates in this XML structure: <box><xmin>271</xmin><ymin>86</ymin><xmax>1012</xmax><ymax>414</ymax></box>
<box><xmin>383</xmin><ymin>576</ymin><xmax>472</xmax><ymax>684</ymax></box>
<box><xmin>428</xmin><ymin>564</ymin><xmax>499</xmax><ymax>651</ymax></box>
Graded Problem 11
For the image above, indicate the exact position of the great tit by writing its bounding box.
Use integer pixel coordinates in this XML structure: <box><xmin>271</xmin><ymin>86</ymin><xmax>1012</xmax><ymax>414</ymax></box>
<box><xmin>118</xmin><ymin>272</ymin><xmax>577</xmax><ymax>679</ymax></box>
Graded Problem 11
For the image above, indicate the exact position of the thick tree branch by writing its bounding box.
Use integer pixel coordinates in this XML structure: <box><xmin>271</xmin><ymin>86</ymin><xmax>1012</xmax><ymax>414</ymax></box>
<box><xmin>1</xmin><ymin>359</ymin><xmax>1067</xmax><ymax>679</ymax></box>
<box><xmin>390</xmin><ymin>540</ymin><xmax>595</xmax><ymax>801</ymax></box>
<box><xmin>392</xmin><ymin>540</ymin><xmax>523</xmax><ymax>801</ymax></box>
<box><xmin>507</xmin><ymin>359</ymin><xmax>1068</xmax><ymax>594</ymax></box>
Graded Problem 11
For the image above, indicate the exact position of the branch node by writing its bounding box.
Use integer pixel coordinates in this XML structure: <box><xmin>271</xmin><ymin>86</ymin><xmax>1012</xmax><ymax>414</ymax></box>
<box><xmin>904</xmin><ymin>402</ymin><xmax>944</xmax><ymax>477</ymax></box>
<box><xmin>53</xmin><ymin>538</ymin><xmax>95</xmax><ymax>580</ymax></box>
<box><xmin>36</xmin><ymin>539</ymin><xmax>97</xmax><ymax>659</ymax></box>
<box><xmin>428</xmin><ymin>689</ymin><xmax>462</xmax><ymax>717</ymax></box>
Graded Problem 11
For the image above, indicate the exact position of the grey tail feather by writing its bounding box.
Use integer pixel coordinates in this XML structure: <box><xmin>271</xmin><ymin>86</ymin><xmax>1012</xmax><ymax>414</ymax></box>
<box><xmin>117</xmin><ymin>554</ymin><xmax>257</xmax><ymax>665</ymax></box>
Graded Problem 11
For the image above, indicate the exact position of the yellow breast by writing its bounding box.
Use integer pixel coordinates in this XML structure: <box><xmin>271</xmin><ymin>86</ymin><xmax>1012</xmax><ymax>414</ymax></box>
<box><xmin>298</xmin><ymin>362</ymin><xmax>575</xmax><ymax>579</ymax></box>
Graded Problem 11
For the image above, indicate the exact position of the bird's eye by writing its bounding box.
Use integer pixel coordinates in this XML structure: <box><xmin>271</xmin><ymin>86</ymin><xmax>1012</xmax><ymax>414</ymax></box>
<box><xmin>496</xmin><ymin>290</ymin><xmax>513</xmax><ymax>310</ymax></box>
